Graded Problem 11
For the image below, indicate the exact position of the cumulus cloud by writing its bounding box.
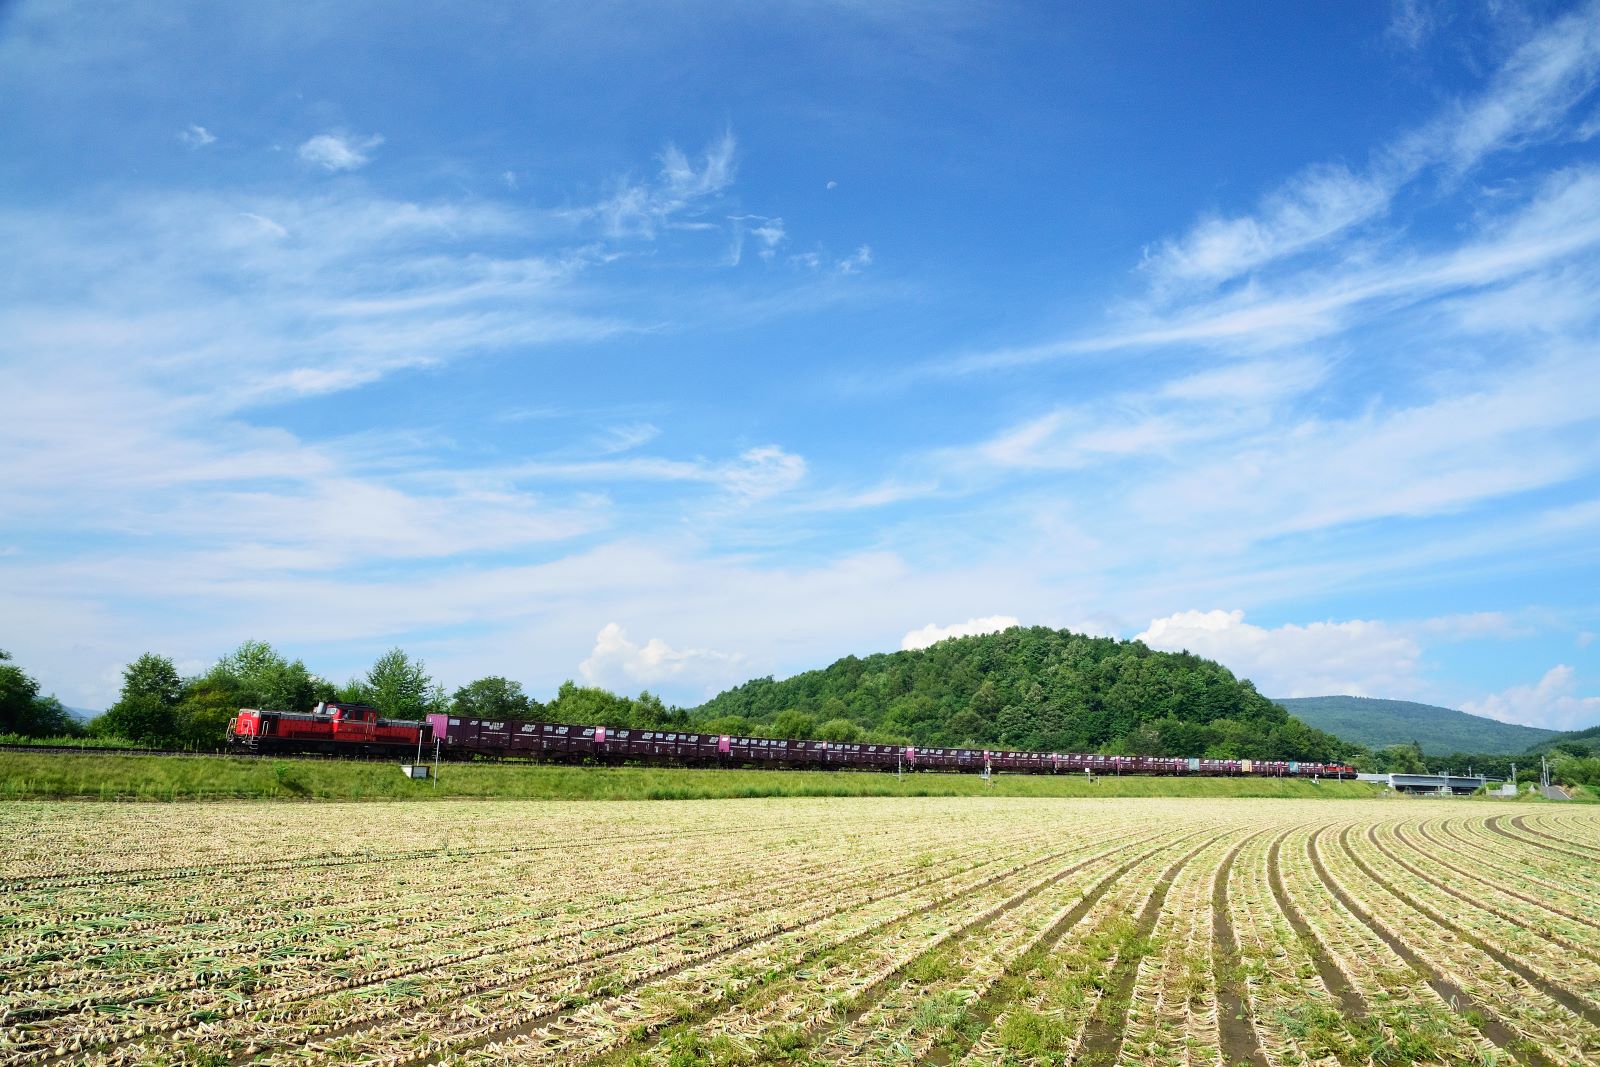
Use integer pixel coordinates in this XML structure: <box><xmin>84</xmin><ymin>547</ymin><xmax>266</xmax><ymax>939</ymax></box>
<box><xmin>1135</xmin><ymin>609</ymin><xmax>1422</xmax><ymax>698</ymax></box>
<box><xmin>579</xmin><ymin>622</ymin><xmax>743</xmax><ymax>689</ymax></box>
<box><xmin>179</xmin><ymin>124</ymin><xmax>215</xmax><ymax>147</ymax></box>
<box><xmin>1462</xmin><ymin>665</ymin><xmax>1600</xmax><ymax>730</ymax></box>
<box><xmin>901</xmin><ymin>615</ymin><xmax>1020</xmax><ymax>651</ymax></box>
<box><xmin>298</xmin><ymin>131</ymin><xmax>384</xmax><ymax>172</ymax></box>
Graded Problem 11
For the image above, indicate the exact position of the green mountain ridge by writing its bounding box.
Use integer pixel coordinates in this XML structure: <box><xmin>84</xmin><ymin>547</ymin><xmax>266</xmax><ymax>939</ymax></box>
<box><xmin>689</xmin><ymin>626</ymin><xmax>1351</xmax><ymax>762</ymax></box>
<box><xmin>1272</xmin><ymin>695</ymin><xmax>1556</xmax><ymax>755</ymax></box>
<box><xmin>1523</xmin><ymin>723</ymin><xmax>1600</xmax><ymax>757</ymax></box>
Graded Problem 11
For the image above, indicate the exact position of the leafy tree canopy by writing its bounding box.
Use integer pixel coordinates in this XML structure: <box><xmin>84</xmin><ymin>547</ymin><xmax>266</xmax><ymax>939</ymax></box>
<box><xmin>91</xmin><ymin>653</ymin><xmax>183</xmax><ymax>746</ymax></box>
<box><xmin>206</xmin><ymin>640</ymin><xmax>332</xmax><ymax>713</ymax></box>
<box><xmin>120</xmin><ymin>653</ymin><xmax>182</xmax><ymax>709</ymax></box>
<box><xmin>0</xmin><ymin>649</ymin><xmax>83</xmax><ymax>738</ymax></box>
<box><xmin>356</xmin><ymin>648</ymin><xmax>443</xmax><ymax>720</ymax></box>
<box><xmin>452</xmin><ymin>676</ymin><xmax>538</xmax><ymax>720</ymax></box>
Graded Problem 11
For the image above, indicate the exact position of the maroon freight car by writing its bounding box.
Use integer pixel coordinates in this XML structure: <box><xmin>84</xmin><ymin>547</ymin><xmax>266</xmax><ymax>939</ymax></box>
<box><xmin>231</xmin><ymin>707</ymin><xmax>1356</xmax><ymax>780</ymax></box>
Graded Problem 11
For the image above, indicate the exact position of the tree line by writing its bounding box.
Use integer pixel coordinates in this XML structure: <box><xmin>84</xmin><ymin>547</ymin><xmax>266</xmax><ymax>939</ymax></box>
<box><xmin>5</xmin><ymin>630</ymin><xmax>1598</xmax><ymax>787</ymax></box>
<box><xmin>0</xmin><ymin>642</ymin><xmax>686</xmax><ymax>750</ymax></box>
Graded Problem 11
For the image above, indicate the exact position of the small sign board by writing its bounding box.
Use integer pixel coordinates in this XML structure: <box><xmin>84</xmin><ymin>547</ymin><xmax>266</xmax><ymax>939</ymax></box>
<box><xmin>400</xmin><ymin>764</ymin><xmax>431</xmax><ymax>780</ymax></box>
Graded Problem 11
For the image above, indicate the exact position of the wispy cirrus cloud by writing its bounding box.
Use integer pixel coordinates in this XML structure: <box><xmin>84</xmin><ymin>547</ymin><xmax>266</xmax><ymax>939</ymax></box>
<box><xmin>298</xmin><ymin>130</ymin><xmax>384</xmax><ymax>171</ymax></box>
<box><xmin>1142</xmin><ymin>0</ymin><xmax>1600</xmax><ymax>295</ymax></box>
<box><xmin>507</xmin><ymin>444</ymin><xmax>807</xmax><ymax>502</ymax></box>
<box><xmin>591</xmin><ymin>132</ymin><xmax>738</xmax><ymax>239</ymax></box>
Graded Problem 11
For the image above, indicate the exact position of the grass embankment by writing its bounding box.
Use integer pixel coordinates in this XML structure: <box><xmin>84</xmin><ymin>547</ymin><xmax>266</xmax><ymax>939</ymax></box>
<box><xmin>0</xmin><ymin>751</ymin><xmax>1383</xmax><ymax>802</ymax></box>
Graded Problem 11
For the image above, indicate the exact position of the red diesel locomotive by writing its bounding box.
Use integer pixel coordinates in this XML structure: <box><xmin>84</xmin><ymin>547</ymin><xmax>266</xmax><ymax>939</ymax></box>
<box><xmin>227</xmin><ymin>703</ymin><xmax>432</xmax><ymax>757</ymax></box>
<box><xmin>226</xmin><ymin>703</ymin><xmax>1356</xmax><ymax>778</ymax></box>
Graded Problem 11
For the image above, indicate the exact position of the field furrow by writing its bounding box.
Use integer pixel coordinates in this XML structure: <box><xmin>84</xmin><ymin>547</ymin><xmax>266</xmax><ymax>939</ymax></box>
<box><xmin>4</xmin><ymin>796</ymin><xmax>1596</xmax><ymax>1067</ymax></box>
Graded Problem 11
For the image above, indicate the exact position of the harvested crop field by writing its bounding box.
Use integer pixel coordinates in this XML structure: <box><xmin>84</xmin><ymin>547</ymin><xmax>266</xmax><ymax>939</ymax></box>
<box><xmin>3</xmin><ymin>797</ymin><xmax>1598</xmax><ymax>1066</ymax></box>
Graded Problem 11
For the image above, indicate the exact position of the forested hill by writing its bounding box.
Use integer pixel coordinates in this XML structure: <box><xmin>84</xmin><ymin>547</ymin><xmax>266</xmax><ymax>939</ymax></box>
<box><xmin>1273</xmin><ymin>695</ymin><xmax>1556</xmax><ymax>754</ymax></box>
<box><xmin>1524</xmin><ymin>723</ymin><xmax>1600</xmax><ymax>757</ymax></box>
<box><xmin>690</xmin><ymin>626</ymin><xmax>1351</xmax><ymax>762</ymax></box>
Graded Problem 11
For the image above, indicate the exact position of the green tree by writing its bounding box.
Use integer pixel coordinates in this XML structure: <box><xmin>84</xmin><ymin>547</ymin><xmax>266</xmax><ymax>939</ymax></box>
<box><xmin>814</xmin><ymin>717</ymin><xmax>864</xmax><ymax>743</ymax></box>
<box><xmin>93</xmin><ymin>653</ymin><xmax>182</xmax><ymax>745</ymax></box>
<box><xmin>209</xmin><ymin>640</ymin><xmax>324</xmax><ymax>712</ymax></box>
<box><xmin>174</xmin><ymin>678</ymin><xmax>245</xmax><ymax>749</ymax></box>
<box><xmin>546</xmin><ymin>680</ymin><xmax>633</xmax><ymax>726</ymax></box>
<box><xmin>360</xmin><ymin>648</ymin><xmax>438</xmax><ymax>719</ymax></box>
<box><xmin>93</xmin><ymin>697</ymin><xmax>176</xmax><ymax>746</ymax></box>
<box><xmin>629</xmin><ymin>691</ymin><xmax>680</xmax><ymax>728</ymax></box>
<box><xmin>768</xmin><ymin>710</ymin><xmax>818</xmax><ymax>739</ymax></box>
<box><xmin>21</xmin><ymin>695</ymin><xmax>81</xmax><ymax>737</ymax></box>
<box><xmin>1380</xmin><ymin>742</ymin><xmax>1427</xmax><ymax>775</ymax></box>
<box><xmin>121</xmin><ymin>653</ymin><xmax>182</xmax><ymax>707</ymax></box>
<box><xmin>451</xmin><ymin>676</ymin><xmax>534</xmax><ymax>720</ymax></box>
<box><xmin>0</xmin><ymin>651</ymin><xmax>82</xmax><ymax>737</ymax></box>
<box><xmin>0</xmin><ymin>649</ymin><xmax>39</xmax><ymax>734</ymax></box>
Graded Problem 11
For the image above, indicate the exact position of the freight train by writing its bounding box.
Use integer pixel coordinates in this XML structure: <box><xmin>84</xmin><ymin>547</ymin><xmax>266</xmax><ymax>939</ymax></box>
<box><xmin>226</xmin><ymin>702</ymin><xmax>1358</xmax><ymax>778</ymax></box>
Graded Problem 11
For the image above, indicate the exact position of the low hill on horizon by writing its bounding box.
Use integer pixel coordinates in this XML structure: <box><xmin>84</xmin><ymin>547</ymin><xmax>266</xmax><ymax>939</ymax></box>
<box><xmin>690</xmin><ymin>626</ymin><xmax>1351</xmax><ymax>762</ymax></box>
<box><xmin>1273</xmin><ymin>695</ymin><xmax>1556</xmax><ymax>754</ymax></box>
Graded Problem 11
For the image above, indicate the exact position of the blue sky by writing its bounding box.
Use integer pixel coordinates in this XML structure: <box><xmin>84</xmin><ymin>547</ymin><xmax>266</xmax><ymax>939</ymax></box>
<box><xmin>3</xmin><ymin>1</ymin><xmax>1599</xmax><ymax>730</ymax></box>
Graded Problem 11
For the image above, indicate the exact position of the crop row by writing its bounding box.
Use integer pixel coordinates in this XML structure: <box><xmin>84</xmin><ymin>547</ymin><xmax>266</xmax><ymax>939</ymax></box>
<box><xmin>3</xmin><ymin>798</ymin><xmax>1598</xmax><ymax>1065</ymax></box>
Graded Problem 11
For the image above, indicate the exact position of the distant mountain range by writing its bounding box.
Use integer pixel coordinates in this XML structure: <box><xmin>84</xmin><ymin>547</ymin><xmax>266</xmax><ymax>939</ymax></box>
<box><xmin>1273</xmin><ymin>695</ymin><xmax>1557</xmax><ymax>755</ymax></box>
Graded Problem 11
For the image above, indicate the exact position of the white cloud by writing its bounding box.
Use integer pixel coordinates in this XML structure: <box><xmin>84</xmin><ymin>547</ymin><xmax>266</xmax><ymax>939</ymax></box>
<box><xmin>298</xmin><ymin>131</ymin><xmax>384</xmax><ymax>172</ymax></box>
<box><xmin>593</xmin><ymin>422</ymin><xmax>661</xmax><ymax>455</ymax></box>
<box><xmin>1142</xmin><ymin>164</ymin><xmax>1390</xmax><ymax>291</ymax></box>
<box><xmin>1415</xmin><ymin>612</ymin><xmax>1528</xmax><ymax>640</ymax></box>
<box><xmin>1462</xmin><ymin>665</ymin><xmax>1600</xmax><ymax>731</ymax></box>
<box><xmin>506</xmin><ymin>443</ymin><xmax>805</xmax><ymax>501</ymax></box>
<box><xmin>178</xmin><ymin>124</ymin><xmax>215</xmax><ymax>148</ymax></box>
<box><xmin>1141</xmin><ymin>2</ymin><xmax>1600</xmax><ymax>293</ymax></box>
<box><xmin>901</xmin><ymin>615</ymin><xmax>1020</xmax><ymax>651</ymax></box>
<box><xmin>719</xmin><ymin>446</ymin><xmax>806</xmax><ymax>500</ymax></box>
<box><xmin>579</xmin><ymin>622</ymin><xmax>743</xmax><ymax>690</ymax></box>
<box><xmin>1136</xmin><ymin>609</ymin><xmax>1422</xmax><ymax>698</ymax></box>
<box><xmin>837</xmin><ymin>244</ymin><xmax>872</xmax><ymax>274</ymax></box>
<box><xmin>596</xmin><ymin>132</ymin><xmax>737</xmax><ymax>239</ymax></box>
<box><xmin>1386</xmin><ymin>0</ymin><xmax>1439</xmax><ymax>50</ymax></box>
<box><xmin>1122</xmin><ymin>347</ymin><xmax>1600</xmax><ymax>542</ymax></box>
<box><xmin>239</xmin><ymin>211</ymin><xmax>288</xmax><ymax>240</ymax></box>
<box><xmin>727</xmin><ymin>214</ymin><xmax>786</xmax><ymax>266</ymax></box>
